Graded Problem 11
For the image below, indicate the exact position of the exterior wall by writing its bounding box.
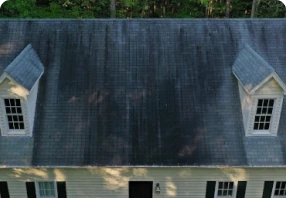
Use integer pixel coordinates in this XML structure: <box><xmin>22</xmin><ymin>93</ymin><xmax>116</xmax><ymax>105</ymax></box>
<box><xmin>238</xmin><ymin>83</ymin><xmax>251</xmax><ymax>133</ymax></box>
<box><xmin>1</xmin><ymin>167</ymin><xmax>286</xmax><ymax>198</ymax></box>
<box><xmin>255</xmin><ymin>78</ymin><xmax>283</xmax><ymax>95</ymax></box>
<box><xmin>0</xmin><ymin>78</ymin><xmax>30</xmax><ymax>136</ymax></box>
<box><xmin>27</xmin><ymin>80</ymin><xmax>39</xmax><ymax>134</ymax></box>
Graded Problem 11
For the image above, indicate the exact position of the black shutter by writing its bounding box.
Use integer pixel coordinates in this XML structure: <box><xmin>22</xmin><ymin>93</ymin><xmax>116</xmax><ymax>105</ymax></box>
<box><xmin>262</xmin><ymin>181</ymin><xmax>274</xmax><ymax>198</ymax></box>
<box><xmin>26</xmin><ymin>182</ymin><xmax>36</xmax><ymax>198</ymax></box>
<box><xmin>236</xmin><ymin>181</ymin><xmax>247</xmax><ymax>198</ymax></box>
<box><xmin>0</xmin><ymin>182</ymin><xmax>10</xmax><ymax>198</ymax></box>
<box><xmin>205</xmin><ymin>181</ymin><xmax>216</xmax><ymax>198</ymax></box>
<box><xmin>57</xmin><ymin>182</ymin><xmax>67</xmax><ymax>198</ymax></box>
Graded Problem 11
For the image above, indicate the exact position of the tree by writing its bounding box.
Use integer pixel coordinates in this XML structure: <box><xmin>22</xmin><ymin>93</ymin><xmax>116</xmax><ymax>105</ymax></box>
<box><xmin>251</xmin><ymin>0</ymin><xmax>260</xmax><ymax>17</ymax></box>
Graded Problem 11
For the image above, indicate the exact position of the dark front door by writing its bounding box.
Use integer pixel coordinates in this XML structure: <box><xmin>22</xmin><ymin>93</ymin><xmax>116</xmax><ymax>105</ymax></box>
<box><xmin>129</xmin><ymin>181</ymin><xmax>153</xmax><ymax>198</ymax></box>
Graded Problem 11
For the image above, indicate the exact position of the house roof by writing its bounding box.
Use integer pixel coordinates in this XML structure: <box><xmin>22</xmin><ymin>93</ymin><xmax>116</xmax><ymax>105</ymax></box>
<box><xmin>1</xmin><ymin>19</ymin><xmax>286</xmax><ymax>167</ymax></box>
<box><xmin>4</xmin><ymin>44</ymin><xmax>44</xmax><ymax>91</ymax></box>
<box><xmin>232</xmin><ymin>45</ymin><xmax>275</xmax><ymax>93</ymax></box>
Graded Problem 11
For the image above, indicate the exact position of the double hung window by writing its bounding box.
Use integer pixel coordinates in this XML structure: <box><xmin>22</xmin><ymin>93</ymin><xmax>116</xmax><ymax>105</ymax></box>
<box><xmin>37</xmin><ymin>182</ymin><xmax>57</xmax><ymax>198</ymax></box>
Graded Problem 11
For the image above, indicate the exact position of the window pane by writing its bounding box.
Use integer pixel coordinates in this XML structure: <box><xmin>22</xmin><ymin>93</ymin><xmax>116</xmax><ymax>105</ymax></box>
<box><xmin>266</xmin><ymin>116</ymin><xmax>271</xmax><ymax>122</ymax></box>
<box><xmin>13</xmin><ymin>116</ymin><xmax>18</xmax><ymax>121</ymax></box>
<box><xmin>219</xmin><ymin>182</ymin><xmax>223</xmax><ymax>189</ymax></box>
<box><xmin>224</xmin><ymin>182</ymin><xmax>228</xmax><ymax>188</ymax></box>
<box><xmin>282</xmin><ymin>182</ymin><xmax>286</xmax><ymax>189</ymax></box>
<box><xmin>15</xmin><ymin>99</ymin><xmax>20</xmax><ymax>106</ymax></box>
<box><xmin>218</xmin><ymin>190</ymin><xmax>222</xmax><ymax>196</ymax></box>
<box><xmin>8</xmin><ymin>123</ymin><xmax>13</xmax><ymax>129</ymax></box>
<box><xmin>263</xmin><ymin>99</ymin><xmax>269</xmax><ymax>106</ymax></box>
<box><xmin>7</xmin><ymin>116</ymin><xmax>12</xmax><ymax>122</ymax></box>
<box><xmin>228</xmin><ymin>190</ymin><xmax>233</xmax><ymax>196</ymax></box>
<box><xmin>254</xmin><ymin>123</ymin><xmax>259</xmax><ymax>130</ymax></box>
<box><xmin>259</xmin><ymin>123</ymin><xmax>264</xmax><ymax>130</ymax></box>
<box><xmin>265</xmin><ymin>123</ymin><xmax>270</xmax><ymax>130</ymax></box>
<box><xmin>268</xmin><ymin>108</ymin><xmax>273</xmax><ymax>114</ymax></box>
<box><xmin>14</xmin><ymin>123</ymin><xmax>19</xmax><ymax>129</ymax></box>
<box><xmin>262</xmin><ymin>108</ymin><xmax>267</xmax><ymax>114</ymax></box>
<box><xmin>258</xmin><ymin>99</ymin><xmax>263</xmax><ymax>106</ymax></box>
<box><xmin>5</xmin><ymin>107</ymin><xmax>10</xmax><ymax>113</ymax></box>
<box><xmin>269</xmin><ymin>99</ymin><xmax>274</xmax><ymax>106</ymax></box>
<box><xmin>4</xmin><ymin>99</ymin><xmax>9</xmax><ymax>106</ymax></box>
<box><xmin>17</xmin><ymin>108</ymin><xmax>22</xmax><ymax>113</ymax></box>
<box><xmin>275</xmin><ymin>190</ymin><xmax>279</xmax><ymax>196</ymax></box>
<box><xmin>229</xmin><ymin>182</ymin><xmax>233</xmax><ymax>189</ymax></box>
<box><xmin>11</xmin><ymin>108</ymin><xmax>16</xmax><ymax>113</ymax></box>
<box><xmin>261</xmin><ymin>116</ymin><xmax>265</xmax><ymax>122</ymax></box>
<box><xmin>19</xmin><ymin>123</ymin><xmax>24</xmax><ymax>129</ymax></box>
<box><xmin>223</xmin><ymin>190</ymin><xmax>227</xmax><ymax>196</ymax></box>
<box><xmin>256</xmin><ymin>108</ymin><xmax>262</xmax><ymax>114</ymax></box>
<box><xmin>10</xmin><ymin>99</ymin><xmax>15</xmax><ymax>106</ymax></box>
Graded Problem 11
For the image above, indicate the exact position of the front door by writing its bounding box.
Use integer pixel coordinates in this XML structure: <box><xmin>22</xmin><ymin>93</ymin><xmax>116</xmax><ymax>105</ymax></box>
<box><xmin>129</xmin><ymin>181</ymin><xmax>153</xmax><ymax>198</ymax></box>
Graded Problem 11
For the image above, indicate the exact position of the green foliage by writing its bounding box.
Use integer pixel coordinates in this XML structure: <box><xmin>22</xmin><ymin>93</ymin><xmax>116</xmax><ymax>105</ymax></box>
<box><xmin>0</xmin><ymin>0</ymin><xmax>285</xmax><ymax>18</ymax></box>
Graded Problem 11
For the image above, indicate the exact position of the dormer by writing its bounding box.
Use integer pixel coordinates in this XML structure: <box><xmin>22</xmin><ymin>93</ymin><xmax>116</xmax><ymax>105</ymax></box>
<box><xmin>232</xmin><ymin>45</ymin><xmax>286</xmax><ymax>136</ymax></box>
<box><xmin>0</xmin><ymin>44</ymin><xmax>44</xmax><ymax>136</ymax></box>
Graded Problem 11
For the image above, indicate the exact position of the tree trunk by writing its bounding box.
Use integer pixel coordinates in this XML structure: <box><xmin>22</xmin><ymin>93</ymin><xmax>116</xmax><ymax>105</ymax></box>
<box><xmin>225</xmin><ymin>0</ymin><xmax>230</xmax><ymax>18</ymax></box>
<box><xmin>251</xmin><ymin>0</ymin><xmax>260</xmax><ymax>18</ymax></box>
<box><xmin>110</xmin><ymin>0</ymin><xmax>116</xmax><ymax>18</ymax></box>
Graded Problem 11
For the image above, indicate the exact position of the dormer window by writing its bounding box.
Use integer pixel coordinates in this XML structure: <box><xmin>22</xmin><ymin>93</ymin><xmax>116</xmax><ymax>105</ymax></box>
<box><xmin>232</xmin><ymin>45</ymin><xmax>286</xmax><ymax>136</ymax></box>
<box><xmin>253</xmin><ymin>99</ymin><xmax>274</xmax><ymax>131</ymax></box>
<box><xmin>0</xmin><ymin>44</ymin><xmax>44</xmax><ymax>136</ymax></box>
<box><xmin>4</xmin><ymin>98</ymin><xmax>25</xmax><ymax>130</ymax></box>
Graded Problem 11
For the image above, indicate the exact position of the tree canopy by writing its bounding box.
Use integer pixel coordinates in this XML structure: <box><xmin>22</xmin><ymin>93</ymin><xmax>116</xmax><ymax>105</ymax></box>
<box><xmin>0</xmin><ymin>0</ymin><xmax>285</xmax><ymax>18</ymax></box>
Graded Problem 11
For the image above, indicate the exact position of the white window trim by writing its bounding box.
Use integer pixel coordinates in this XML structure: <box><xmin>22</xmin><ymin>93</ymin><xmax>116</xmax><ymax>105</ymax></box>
<box><xmin>271</xmin><ymin>181</ymin><xmax>286</xmax><ymax>198</ymax></box>
<box><xmin>0</xmin><ymin>96</ymin><xmax>30</xmax><ymax>136</ymax></box>
<box><xmin>246</xmin><ymin>95</ymin><xmax>284</xmax><ymax>136</ymax></box>
<box><xmin>36</xmin><ymin>181</ymin><xmax>58</xmax><ymax>198</ymax></box>
<box><xmin>214</xmin><ymin>181</ymin><xmax>237</xmax><ymax>198</ymax></box>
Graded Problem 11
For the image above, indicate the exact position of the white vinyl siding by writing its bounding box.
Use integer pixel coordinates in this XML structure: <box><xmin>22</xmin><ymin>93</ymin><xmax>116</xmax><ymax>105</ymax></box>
<box><xmin>255</xmin><ymin>78</ymin><xmax>283</xmax><ymax>95</ymax></box>
<box><xmin>0</xmin><ymin>168</ymin><xmax>285</xmax><ymax>198</ymax></box>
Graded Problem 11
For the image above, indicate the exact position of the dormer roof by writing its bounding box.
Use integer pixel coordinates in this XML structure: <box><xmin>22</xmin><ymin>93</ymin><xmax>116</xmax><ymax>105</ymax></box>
<box><xmin>3</xmin><ymin>44</ymin><xmax>44</xmax><ymax>91</ymax></box>
<box><xmin>232</xmin><ymin>45</ymin><xmax>277</xmax><ymax>93</ymax></box>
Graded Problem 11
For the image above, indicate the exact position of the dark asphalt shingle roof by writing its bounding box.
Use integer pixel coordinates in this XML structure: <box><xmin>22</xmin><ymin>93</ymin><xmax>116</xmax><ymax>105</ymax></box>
<box><xmin>232</xmin><ymin>45</ymin><xmax>274</xmax><ymax>92</ymax></box>
<box><xmin>4</xmin><ymin>44</ymin><xmax>44</xmax><ymax>91</ymax></box>
<box><xmin>0</xmin><ymin>19</ymin><xmax>286</xmax><ymax>167</ymax></box>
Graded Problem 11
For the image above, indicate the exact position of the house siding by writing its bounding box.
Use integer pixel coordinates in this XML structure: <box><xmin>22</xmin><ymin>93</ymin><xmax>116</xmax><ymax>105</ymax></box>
<box><xmin>255</xmin><ymin>78</ymin><xmax>283</xmax><ymax>95</ymax></box>
<box><xmin>0</xmin><ymin>167</ymin><xmax>285</xmax><ymax>198</ymax></box>
<box><xmin>238</xmin><ymin>83</ymin><xmax>251</xmax><ymax>133</ymax></box>
<box><xmin>27</xmin><ymin>80</ymin><xmax>39</xmax><ymax>135</ymax></box>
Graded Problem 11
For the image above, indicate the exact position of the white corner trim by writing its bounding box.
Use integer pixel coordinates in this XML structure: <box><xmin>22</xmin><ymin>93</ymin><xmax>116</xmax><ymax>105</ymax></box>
<box><xmin>250</xmin><ymin>72</ymin><xmax>286</xmax><ymax>95</ymax></box>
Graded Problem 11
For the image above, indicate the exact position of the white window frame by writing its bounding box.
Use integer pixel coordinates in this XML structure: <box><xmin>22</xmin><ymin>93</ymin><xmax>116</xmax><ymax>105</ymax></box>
<box><xmin>214</xmin><ymin>181</ymin><xmax>237</xmax><ymax>198</ymax></box>
<box><xmin>247</xmin><ymin>95</ymin><xmax>284</xmax><ymax>136</ymax></box>
<box><xmin>36</xmin><ymin>181</ymin><xmax>58</xmax><ymax>198</ymax></box>
<box><xmin>0</xmin><ymin>97</ymin><xmax>27</xmax><ymax>135</ymax></box>
<box><xmin>272</xmin><ymin>181</ymin><xmax>286</xmax><ymax>198</ymax></box>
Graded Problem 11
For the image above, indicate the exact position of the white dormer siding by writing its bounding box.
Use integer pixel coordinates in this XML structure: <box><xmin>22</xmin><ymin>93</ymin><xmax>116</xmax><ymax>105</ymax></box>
<box><xmin>0</xmin><ymin>78</ymin><xmax>31</xmax><ymax>136</ymax></box>
<box><xmin>238</xmin><ymin>83</ymin><xmax>251</xmax><ymax>133</ymax></box>
<box><xmin>27</xmin><ymin>79</ymin><xmax>40</xmax><ymax>136</ymax></box>
<box><xmin>237</xmin><ymin>76</ymin><xmax>285</xmax><ymax>136</ymax></box>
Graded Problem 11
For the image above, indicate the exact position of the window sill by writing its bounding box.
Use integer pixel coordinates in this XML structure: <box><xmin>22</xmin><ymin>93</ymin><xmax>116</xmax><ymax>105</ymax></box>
<box><xmin>6</xmin><ymin>129</ymin><xmax>26</xmax><ymax>136</ymax></box>
<box><xmin>251</xmin><ymin>130</ymin><xmax>273</xmax><ymax>136</ymax></box>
